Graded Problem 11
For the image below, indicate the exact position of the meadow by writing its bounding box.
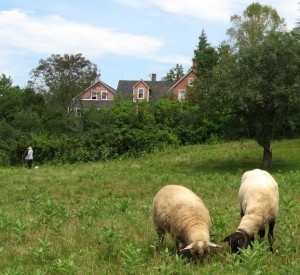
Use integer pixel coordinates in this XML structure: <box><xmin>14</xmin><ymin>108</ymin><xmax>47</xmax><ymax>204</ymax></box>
<box><xmin>0</xmin><ymin>139</ymin><xmax>299</xmax><ymax>274</ymax></box>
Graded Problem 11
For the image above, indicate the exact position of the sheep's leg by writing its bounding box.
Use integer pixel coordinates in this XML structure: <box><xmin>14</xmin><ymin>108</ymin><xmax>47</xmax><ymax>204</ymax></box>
<box><xmin>240</xmin><ymin>209</ymin><xmax>244</xmax><ymax>218</ymax></box>
<box><xmin>156</xmin><ymin>228</ymin><xmax>165</xmax><ymax>246</ymax></box>
<box><xmin>268</xmin><ymin>220</ymin><xmax>275</xmax><ymax>253</ymax></box>
<box><xmin>258</xmin><ymin>228</ymin><xmax>265</xmax><ymax>239</ymax></box>
<box><xmin>175</xmin><ymin>239</ymin><xmax>182</xmax><ymax>252</ymax></box>
<box><xmin>249</xmin><ymin>236</ymin><xmax>254</xmax><ymax>248</ymax></box>
<box><xmin>175</xmin><ymin>237</ymin><xmax>186</xmax><ymax>253</ymax></box>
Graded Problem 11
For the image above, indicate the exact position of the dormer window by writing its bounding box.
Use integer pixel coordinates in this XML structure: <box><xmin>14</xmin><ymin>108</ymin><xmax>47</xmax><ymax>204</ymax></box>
<box><xmin>91</xmin><ymin>91</ymin><xmax>97</xmax><ymax>100</ymax></box>
<box><xmin>188</xmin><ymin>78</ymin><xmax>194</xmax><ymax>86</ymax></box>
<box><xmin>101</xmin><ymin>91</ymin><xmax>108</xmax><ymax>100</ymax></box>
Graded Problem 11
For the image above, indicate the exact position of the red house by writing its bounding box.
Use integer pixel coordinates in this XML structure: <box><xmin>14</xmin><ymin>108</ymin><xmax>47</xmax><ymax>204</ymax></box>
<box><xmin>169</xmin><ymin>69</ymin><xmax>197</xmax><ymax>101</ymax></box>
<box><xmin>69</xmin><ymin>69</ymin><xmax>198</xmax><ymax>115</ymax></box>
<box><xmin>69</xmin><ymin>79</ymin><xmax>116</xmax><ymax>115</ymax></box>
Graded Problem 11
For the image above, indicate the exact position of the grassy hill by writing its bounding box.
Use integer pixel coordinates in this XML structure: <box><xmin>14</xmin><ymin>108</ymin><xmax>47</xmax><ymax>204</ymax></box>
<box><xmin>0</xmin><ymin>139</ymin><xmax>299</xmax><ymax>273</ymax></box>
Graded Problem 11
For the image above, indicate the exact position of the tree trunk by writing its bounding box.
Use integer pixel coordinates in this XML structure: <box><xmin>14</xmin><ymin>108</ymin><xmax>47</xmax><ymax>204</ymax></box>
<box><xmin>262</xmin><ymin>142</ymin><xmax>272</xmax><ymax>169</ymax></box>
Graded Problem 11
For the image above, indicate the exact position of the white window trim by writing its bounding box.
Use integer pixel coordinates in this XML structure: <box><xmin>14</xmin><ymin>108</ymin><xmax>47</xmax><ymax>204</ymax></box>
<box><xmin>178</xmin><ymin>89</ymin><xmax>185</xmax><ymax>101</ymax></box>
<box><xmin>101</xmin><ymin>90</ymin><xmax>108</xmax><ymax>100</ymax></box>
<box><xmin>188</xmin><ymin>78</ymin><xmax>194</xmax><ymax>86</ymax></box>
<box><xmin>138</xmin><ymin>88</ymin><xmax>144</xmax><ymax>99</ymax></box>
<box><xmin>91</xmin><ymin>91</ymin><xmax>97</xmax><ymax>100</ymax></box>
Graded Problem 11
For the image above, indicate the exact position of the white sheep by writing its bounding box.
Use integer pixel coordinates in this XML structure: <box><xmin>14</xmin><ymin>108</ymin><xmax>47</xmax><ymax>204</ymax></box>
<box><xmin>222</xmin><ymin>169</ymin><xmax>279</xmax><ymax>253</ymax></box>
<box><xmin>152</xmin><ymin>184</ymin><xmax>220</xmax><ymax>260</ymax></box>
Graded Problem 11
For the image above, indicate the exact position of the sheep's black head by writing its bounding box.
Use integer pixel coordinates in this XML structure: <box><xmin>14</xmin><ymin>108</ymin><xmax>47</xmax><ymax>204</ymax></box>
<box><xmin>222</xmin><ymin>229</ymin><xmax>251</xmax><ymax>253</ymax></box>
<box><xmin>180</xmin><ymin>241</ymin><xmax>221</xmax><ymax>261</ymax></box>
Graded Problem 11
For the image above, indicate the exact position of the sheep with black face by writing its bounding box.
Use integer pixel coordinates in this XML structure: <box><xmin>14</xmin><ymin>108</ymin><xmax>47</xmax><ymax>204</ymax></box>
<box><xmin>152</xmin><ymin>185</ymin><xmax>220</xmax><ymax>261</ymax></box>
<box><xmin>222</xmin><ymin>169</ymin><xmax>279</xmax><ymax>253</ymax></box>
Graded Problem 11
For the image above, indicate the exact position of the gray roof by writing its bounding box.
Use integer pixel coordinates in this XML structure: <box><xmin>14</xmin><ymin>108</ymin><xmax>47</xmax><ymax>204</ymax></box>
<box><xmin>85</xmin><ymin>80</ymin><xmax>116</xmax><ymax>94</ymax></box>
<box><xmin>117</xmin><ymin>80</ymin><xmax>176</xmax><ymax>102</ymax></box>
<box><xmin>72</xmin><ymin>80</ymin><xmax>116</xmax><ymax>101</ymax></box>
<box><xmin>69</xmin><ymin>78</ymin><xmax>178</xmax><ymax>114</ymax></box>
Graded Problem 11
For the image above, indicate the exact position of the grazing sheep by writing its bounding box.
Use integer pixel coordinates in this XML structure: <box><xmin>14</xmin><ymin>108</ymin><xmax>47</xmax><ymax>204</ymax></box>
<box><xmin>152</xmin><ymin>185</ymin><xmax>220</xmax><ymax>261</ymax></box>
<box><xmin>222</xmin><ymin>169</ymin><xmax>279</xmax><ymax>253</ymax></box>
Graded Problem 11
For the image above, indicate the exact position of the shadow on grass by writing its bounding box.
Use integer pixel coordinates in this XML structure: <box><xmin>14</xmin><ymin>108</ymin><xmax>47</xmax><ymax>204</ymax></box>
<box><xmin>174</xmin><ymin>158</ymin><xmax>300</xmax><ymax>175</ymax></box>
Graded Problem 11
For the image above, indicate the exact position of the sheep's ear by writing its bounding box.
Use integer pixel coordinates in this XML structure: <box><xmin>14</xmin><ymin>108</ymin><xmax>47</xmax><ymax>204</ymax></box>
<box><xmin>180</xmin><ymin>243</ymin><xmax>194</xmax><ymax>252</ymax></box>
<box><xmin>208</xmin><ymin>242</ymin><xmax>221</xmax><ymax>248</ymax></box>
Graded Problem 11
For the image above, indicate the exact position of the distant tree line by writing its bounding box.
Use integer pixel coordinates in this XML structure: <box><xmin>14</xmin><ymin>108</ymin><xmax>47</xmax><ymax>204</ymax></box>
<box><xmin>0</xmin><ymin>79</ymin><xmax>228</xmax><ymax>166</ymax></box>
<box><xmin>1</xmin><ymin>3</ymin><xmax>299</xmax><ymax>168</ymax></box>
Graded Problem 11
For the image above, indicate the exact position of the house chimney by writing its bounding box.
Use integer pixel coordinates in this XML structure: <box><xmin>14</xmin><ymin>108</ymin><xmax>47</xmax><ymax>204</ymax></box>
<box><xmin>151</xmin><ymin>73</ymin><xmax>156</xmax><ymax>82</ymax></box>
<box><xmin>192</xmin><ymin>60</ymin><xmax>199</xmax><ymax>69</ymax></box>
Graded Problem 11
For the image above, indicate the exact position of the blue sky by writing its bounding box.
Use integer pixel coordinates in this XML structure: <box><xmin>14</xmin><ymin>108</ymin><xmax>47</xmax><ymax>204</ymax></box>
<box><xmin>0</xmin><ymin>0</ymin><xmax>298</xmax><ymax>89</ymax></box>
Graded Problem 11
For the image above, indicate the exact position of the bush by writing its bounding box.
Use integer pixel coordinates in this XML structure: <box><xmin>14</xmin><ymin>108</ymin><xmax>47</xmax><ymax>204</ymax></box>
<box><xmin>0</xmin><ymin>151</ymin><xmax>10</xmax><ymax>166</ymax></box>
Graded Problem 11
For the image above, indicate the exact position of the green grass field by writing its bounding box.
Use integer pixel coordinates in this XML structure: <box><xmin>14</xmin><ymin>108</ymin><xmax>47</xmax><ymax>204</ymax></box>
<box><xmin>0</xmin><ymin>139</ymin><xmax>299</xmax><ymax>274</ymax></box>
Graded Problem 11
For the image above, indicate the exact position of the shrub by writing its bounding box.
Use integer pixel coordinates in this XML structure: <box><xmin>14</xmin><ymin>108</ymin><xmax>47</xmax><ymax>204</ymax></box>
<box><xmin>0</xmin><ymin>151</ymin><xmax>10</xmax><ymax>166</ymax></box>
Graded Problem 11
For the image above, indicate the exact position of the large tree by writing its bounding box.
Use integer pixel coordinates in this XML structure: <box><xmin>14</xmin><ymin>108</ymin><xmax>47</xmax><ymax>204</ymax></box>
<box><xmin>227</xmin><ymin>2</ymin><xmax>286</xmax><ymax>50</ymax></box>
<box><xmin>241</xmin><ymin>32</ymin><xmax>298</xmax><ymax>168</ymax></box>
<box><xmin>207</xmin><ymin>31</ymin><xmax>300</xmax><ymax>169</ymax></box>
<box><xmin>191</xmin><ymin>3</ymin><xmax>300</xmax><ymax>169</ymax></box>
<box><xmin>29</xmin><ymin>53</ymin><xmax>100</xmax><ymax>110</ymax></box>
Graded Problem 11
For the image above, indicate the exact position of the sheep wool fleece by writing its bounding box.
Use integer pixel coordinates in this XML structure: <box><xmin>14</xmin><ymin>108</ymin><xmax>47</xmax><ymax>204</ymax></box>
<box><xmin>238</xmin><ymin>169</ymin><xmax>279</xmax><ymax>235</ymax></box>
<box><xmin>152</xmin><ymin>185</ymin><xmax>211</xmax><ymax>245</ymax></box>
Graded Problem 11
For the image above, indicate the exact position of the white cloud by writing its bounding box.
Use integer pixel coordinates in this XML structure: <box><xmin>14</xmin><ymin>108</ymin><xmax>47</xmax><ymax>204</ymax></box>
<box><xmin>113</xmin><ymin>0</ymin><xmax>151</xmax><ymax>9</ymax></box>
<box><xmin>151</xmin><ymin>0</ymin><xmax>232</xmax><ymax>22</ymax></box>
<box><xmin>115</xmin><ymin>0</ymin><xmax>235</xmax><ymax>22</ymax></box>
<box><xmin>115</xmin><ymin>0</ymin><xmax>298</xmax><ymax>27</ymax></box>
<box><xmin>2</xmin><ymin>1</ymin><xmax>297</xmax><ymax>87</ymax></box>
<box><xmin>0</xmin><ymin>9</ymin><xmax>172</xmax><ymax>86</ymax></box>
<box><xmin>0</xmin><ymin>9</ymin><xmax>165</xmax><ymax>58</ymax></box>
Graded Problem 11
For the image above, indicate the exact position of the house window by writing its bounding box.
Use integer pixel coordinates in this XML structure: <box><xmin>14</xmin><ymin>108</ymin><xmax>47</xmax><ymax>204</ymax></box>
<box><xmin>138</xmin><ymin>88</ymin><xmax>144</xmax><ymax>99</ymax></box>
<box><xmin>91</xmin><ymin>91</ymin><xmax>97</xmax><ymax>100</ymax></box>
<box><xmin>188</xmin><ymin>78</ymin><xmax>194</xmax><ymax>86</ymax></box>
<box><xmin>101</xmin><ymin>91</ymin><xmax>108</xmax><ymax>100</ymax></box>
<box><xmin>178</xmin><ymin>89</ymin><xmax>185</xmax><ymax>101</ymax></box>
